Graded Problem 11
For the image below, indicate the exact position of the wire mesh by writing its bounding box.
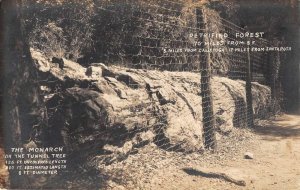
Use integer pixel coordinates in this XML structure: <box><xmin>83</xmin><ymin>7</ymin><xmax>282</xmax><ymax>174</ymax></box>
<box><xmin>48</xmin><ymin>0</ymin><xmax>279</xmax><ymax>158</ymax></box>
<box><xmin>25</xmin><ymin>0</ymin><xmax>282</xmax><ymax>188</ymax></box>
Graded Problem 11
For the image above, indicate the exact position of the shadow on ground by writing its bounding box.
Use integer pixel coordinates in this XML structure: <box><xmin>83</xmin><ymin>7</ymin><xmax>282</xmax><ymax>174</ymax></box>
<box><xmin>182</xmin><ymin>168</ymin><xmax>246</xmax><ymax>186</ymax></box>
<box><xmin>43</xmin><ymin>166</ymin><xmax>107</xmax><ymax>189</ymax></box>
<box><xmin>254</xmin><ymin>114</ymin><xmax>300</xmax><ymax>140</ymax></box>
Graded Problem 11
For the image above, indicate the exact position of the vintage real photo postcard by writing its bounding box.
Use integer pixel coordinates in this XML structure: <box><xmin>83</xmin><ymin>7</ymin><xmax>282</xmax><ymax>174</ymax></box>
<box><xmin>0</xmin><ymin>0</ymin><xmax>299</xmax><ymax>189</ymax></box>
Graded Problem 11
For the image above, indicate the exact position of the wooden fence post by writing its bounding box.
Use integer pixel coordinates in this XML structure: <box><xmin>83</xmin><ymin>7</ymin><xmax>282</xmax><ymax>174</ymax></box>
<box><xmin>196</xmin><ymin>8</ymin><xmax>217</xmax><ymax>149</ymax></box>
<box><xmin>246</xmin><ymin>47</ymin><xmax>254</xmax><ymax>128</ymax></box>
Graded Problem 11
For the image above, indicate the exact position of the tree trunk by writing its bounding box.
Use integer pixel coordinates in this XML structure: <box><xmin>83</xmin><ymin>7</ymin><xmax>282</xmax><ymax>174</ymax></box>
<box><xmin>1</xmin><ymin>0</ymin><xmax>44</xmax><ymax>188</ymax></box>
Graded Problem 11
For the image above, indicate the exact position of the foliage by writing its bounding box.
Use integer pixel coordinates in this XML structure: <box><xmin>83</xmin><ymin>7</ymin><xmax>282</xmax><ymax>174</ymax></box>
<box><xmin>22</xmin><ymin>0</ymin><xmax>95</xmax><ymax>61</ymax></box>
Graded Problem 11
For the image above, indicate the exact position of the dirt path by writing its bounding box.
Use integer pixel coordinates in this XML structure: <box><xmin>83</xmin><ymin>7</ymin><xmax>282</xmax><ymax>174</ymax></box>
<box><xmin>146</xmin><ymin>114</ymin><xmax>300</xmax><ymax>190</ymax></box>
<box><xmin>246</xmin><ymin>114</ymin><xmax>300</xmax><ymax>190</ymax></box>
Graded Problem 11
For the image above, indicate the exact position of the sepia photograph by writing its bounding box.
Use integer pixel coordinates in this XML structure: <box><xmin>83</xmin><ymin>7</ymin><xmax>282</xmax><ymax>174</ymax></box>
<box><xmin>0</xmin><ymin>0</ymin><xmax>299</xmax><ymax>189</ymax></box>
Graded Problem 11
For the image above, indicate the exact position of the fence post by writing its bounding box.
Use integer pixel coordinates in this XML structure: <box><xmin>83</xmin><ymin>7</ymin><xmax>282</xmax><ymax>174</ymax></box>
<box><xmin>270</xmin><ymin>49</ymin><xmax>280</xmax><ymax>114</ymax></box>
<box><xmin>246</xmin><ymin>47</ymin><xmax>254</xmax><ymax>128</ymax></box>
<box><xmin>196</xmin><ymin>8</ymin><xmax>217</xmax><ymax>149</ymax></box>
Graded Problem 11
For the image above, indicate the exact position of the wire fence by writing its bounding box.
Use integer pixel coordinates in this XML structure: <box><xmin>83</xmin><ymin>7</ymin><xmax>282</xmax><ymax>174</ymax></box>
<box><xmin>89</xmin><ymin>0</ymin><xmax>279</xmax><ymax>151</ymax></box>
<box><xmin>0</xmin><ymin>0</ymin><xmax>287</xmax><ymax>189</ymax></box>
<box><xmin>19</xmin><ymin>0</ymin><xmax>282</xmax><ymax>188</ymax></box>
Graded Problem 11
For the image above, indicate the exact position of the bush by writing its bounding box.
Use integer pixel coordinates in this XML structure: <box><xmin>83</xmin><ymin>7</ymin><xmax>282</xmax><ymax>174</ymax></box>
<box><xmin>22</xmin><ymin>0</ymin><xmax>95</xmax><ymax>61</ymax></box>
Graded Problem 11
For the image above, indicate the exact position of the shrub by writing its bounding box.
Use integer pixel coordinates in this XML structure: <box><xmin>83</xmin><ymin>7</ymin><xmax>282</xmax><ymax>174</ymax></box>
<box><xmin>22</xmin><ymin>0</ymin><xmax>95</xmax><ymax>61</ymax></box>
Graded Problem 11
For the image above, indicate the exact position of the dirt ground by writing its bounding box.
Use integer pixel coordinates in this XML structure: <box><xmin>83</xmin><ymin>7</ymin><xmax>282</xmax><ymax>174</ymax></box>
<box><xmin>0</xmin><ymin>114</ymin><xmax>299</xmax><ymax>189</ymax></box>
<box><xmin>142</xmin><ymin>114</ymin><xmax>300</xmax><ymax>190</ymax></box>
